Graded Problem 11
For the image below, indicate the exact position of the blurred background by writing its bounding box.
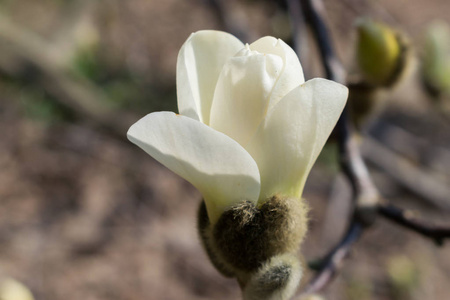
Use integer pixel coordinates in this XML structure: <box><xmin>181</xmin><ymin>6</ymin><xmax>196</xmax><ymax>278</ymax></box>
<box><xmin>1</xmin><ymin>0</ymin><xmax>450</xmax><ymax>299</ymax></box>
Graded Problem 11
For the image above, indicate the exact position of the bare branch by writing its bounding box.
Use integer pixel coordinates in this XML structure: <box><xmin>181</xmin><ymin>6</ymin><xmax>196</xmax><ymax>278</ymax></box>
<box><xmin>295</xmin><ymin>0</ymin><xmax>450</xmax><ymax>292</ymax></box>
<box><xmin>293</xmin><ymin>0</ymin><xmax>379</xmax><ymax>296</ymax></box>
<box><xmin>285</xmin><ymin>0</ymin><xmax>311</xmax><ymax>72</ymax></box>
<box><xmin>362</xmin><ymin>136</ymin><xmax>450</xmax><ymax>210</ymax></box>
<box><xmin>298</xmin><ymin>0</ymin><xmax>346</xmax><ymax>83</ymax></box>
<box><xmin>378</xmin><ymin>203</ymin><xmax>450</xmax><ymax>245</ymax></box>
<box><xmin>298</xmin><ymin>0</ymin><xmax>379</xmax><ymax>214</ymax></box>
<box><xmin>202</xmin><ymin>0</ymin><xmax>450</xmax><ymax>297</ymax></box>
<box><xmin>299</xmin><ymin>222</ymin><xmax>363</xmax><ymax>296</ymax></box>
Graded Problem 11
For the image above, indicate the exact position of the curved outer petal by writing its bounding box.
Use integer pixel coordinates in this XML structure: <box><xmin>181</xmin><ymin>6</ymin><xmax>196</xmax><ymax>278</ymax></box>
<box><xmin>250</xmin><ymin>37</ymin><xmax>305</xmax><ymax>112</ymax></box>
<box><xmin>177</xmin><ymin>30</ymin><xmax>244</xmax><ymax>124</ymax></box>
<box><xmin>246</xmin><ymin>78</ymin><xmax>348</xmax><ymax>201</ymax></box>
<box><xmin>127</xmin><ymin>112</ymin><xmax>261</xmax><ymax>223</ymax></box>
<box><xmin>210</xmin><ymin>47</ymin><xmax>283</xmax><ymax>146</ymax></box>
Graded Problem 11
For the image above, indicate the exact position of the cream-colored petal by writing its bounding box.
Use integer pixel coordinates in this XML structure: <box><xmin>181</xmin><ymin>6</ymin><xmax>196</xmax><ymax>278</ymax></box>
<box><xmin>0</xmin><ymin>278</ymin><xmax>34</xmax><ymax>300</ymax></box>
<box><xmin>127</xmin><ymin>112</ymin><xmax>260</xmax><ymax>223</ymax></box>
<box><xmin>177</xmin><ymin>30</ymin><xmax>244</xmax><ymax>124</ymax></box>
<box><xmin>250</xmin><ymin>37</ymin><xmax>305</xmax><ymax>112</ymax></box>
<box><xmin>210</xmin><ymin>46</ymin><xmax>283</xmax><ymax>146</ymax></box>
<box><xmin>246</xmin><ymin>78</ymin><xmax>348</xmax><ymax>201</ymax></box>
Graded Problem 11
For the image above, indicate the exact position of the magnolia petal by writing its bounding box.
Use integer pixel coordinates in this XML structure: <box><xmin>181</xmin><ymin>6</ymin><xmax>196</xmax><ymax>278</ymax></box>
<box><xmin>210</xmin><ymin>47</ymin><xmax>283</xmax><ymax>146</ymax></box>
<box><xmin>177</xmin><ymin>30</ymin><xmax>244</xmax><ymax>124</ymax></box>
<box><xmin>250</xmin><ymin>37</ymin><xmax>305</xmax><ymax>112</ymax></box>
<box><xmin>127</xmin><ymin>112</ymin><xmax>261</xmax><ymax>223</ymax></box>
<box><xmin>246</xmin><ymin>78</ymin><xmax>348</xmax><ymax>201</ymax></box>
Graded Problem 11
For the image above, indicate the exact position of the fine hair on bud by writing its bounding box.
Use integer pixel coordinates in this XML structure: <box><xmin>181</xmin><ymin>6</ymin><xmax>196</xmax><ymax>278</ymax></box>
<box><xmin>197</xmin><ymin>200</ymin><xmax>235</xmax><ymax>277</ymax></box>
<box><xmin>212</xmin><ymin>195</ymin><xmax>308</xmax><ymax>272</ymax></box>
<box><xmin>383</xmin><ymin>31</ymin><xmax>412</xmax><ymax>88</ymax></box>
<box><xmin>243</xmin><ymin>253</ymin><xmax>302</xmax><ymax>300</ymax></box>
<box><xmin>259</xmin><ymin>195</ymin><xmax>309</xmax><ymax>256</ymax></box>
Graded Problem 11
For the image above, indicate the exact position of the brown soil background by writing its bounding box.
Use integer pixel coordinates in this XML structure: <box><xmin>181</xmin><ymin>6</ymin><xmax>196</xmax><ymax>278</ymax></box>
<box><xmin>1</xmin><ymin>0</ymin><xmax>450</xmax><ymax>299</ymax></box>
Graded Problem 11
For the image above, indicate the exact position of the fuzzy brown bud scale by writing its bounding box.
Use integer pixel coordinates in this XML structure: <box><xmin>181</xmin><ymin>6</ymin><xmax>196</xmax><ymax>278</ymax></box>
<box><xmin>244</xmin><ymin>254</ymin><xmax>302</xmax><ymax>300</ymax></box>
<box><xmin>197</xmin><ymin>201</ymin><xmax>236</xmax><ymax>277</ymax></box>
<box><xmin>198</xmin><ymin>194</ymin><xmax>308</xmax><ymax>298</ymax></box>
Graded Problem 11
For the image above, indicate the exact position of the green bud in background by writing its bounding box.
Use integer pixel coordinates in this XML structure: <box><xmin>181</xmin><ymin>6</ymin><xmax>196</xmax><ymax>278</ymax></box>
<box><xmin>0</xmin><ymin>278</ymin><xmax>34</xmax><ymax>300</ymax></box>
<box><xmin>421</xmin><ymin>21</ymin><xmax>450</xmax><ymax>98</ymax></box>
<box><xmin>356</xmin><ymin>18</ymin><xmax>411</xmax><ymax>88</ymax></box>
<box><xmin>349</xmin><ymin>19</ymin><xmax>412</xmax><ymax>129</ymax></box>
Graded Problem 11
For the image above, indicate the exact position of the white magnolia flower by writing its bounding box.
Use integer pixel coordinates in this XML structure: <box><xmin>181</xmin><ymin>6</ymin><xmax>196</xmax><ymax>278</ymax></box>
<box><xmin>128</xmin><ymin>30</ymin><xmax>348</xmax><ymax>224</ymax></box>
<box><xmin>0</xmin><ymin>278</ymin><xmax>34</xmax><ymax>300</ymax></box>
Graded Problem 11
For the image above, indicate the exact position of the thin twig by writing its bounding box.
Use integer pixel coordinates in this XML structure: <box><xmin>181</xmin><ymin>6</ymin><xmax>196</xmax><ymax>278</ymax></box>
<box><xmin>298</xmin><ymin>0</ymin><xmax>345</xmax><ymax>83</ymax></box>
<box><xmin>295</xmin><ymin>0</ymin><xmax>379</xmax><ymax>295</ymax></box>
<box><xmin>378</xmin><ymin>203</ymin><xmax>450</xmax><ymax>246</ymax></box>
<box><xmin>201</xmin><ymin>0</ymin><xmax>450</xmax><ymax>297</ymax></box>
<box><xmin>285</xmin><ymin>0</ymin><xmax>311</xmax><ymax>73</ymax></box>
<box><xmin>299</xmin><ymin>0</ymin><xmax>379</xmax><ymax>214</ymax></box>
<box><xmin>300</xmin><ymin>222</ymin><xmax>363</xmax><ymax>295</ymax></box>
<box><xmin>366</xmin><ymin>121</ymin><xmax>450</xmax><ymax>209</ymax></box>
<box><xmin>295</xmin><ymin>0</ymin><xmax>450</xmax><ymax>294</ymax></box>
<box><xmin>362</xmin><ymin>136</ymin><xmax>450</xmax><ymax>210</ymax></box>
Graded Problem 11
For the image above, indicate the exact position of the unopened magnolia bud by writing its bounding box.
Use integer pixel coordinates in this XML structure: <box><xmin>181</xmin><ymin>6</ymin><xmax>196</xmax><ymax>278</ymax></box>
<box><xmin>213</xmin><ymin>200</ymin><xmax>266</xmax><ymax>271</ymax></box>
<box><xmin>213</xmin><ymin>195</ymin><xmax>308</xmax><ymax>272</ymax></box>
<box><xmin>421</xmin><ymin>21</ymin><xmax>450</xmax><ymax>98</ymax></box>
<box><xmin>243</xmin><ymin>254</ymin><xmax>302</xmax><ymax>300</ymax></box>
<box><xmin>356</xmin><ymin>19</ymin><xmax>411</xmax><ymax>88</ymax></box>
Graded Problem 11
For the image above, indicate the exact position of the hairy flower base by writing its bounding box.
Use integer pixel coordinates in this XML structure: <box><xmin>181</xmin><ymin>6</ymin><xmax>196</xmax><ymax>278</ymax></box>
<box><xmin>244</xmin><ymin>254</ymin><xmax>302</xmax><ymax>300</ymax></box>
<box><xmin>198</xmin><ymin>195</ymin><xmax>308</xmax><ymax>299</ymax></box>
